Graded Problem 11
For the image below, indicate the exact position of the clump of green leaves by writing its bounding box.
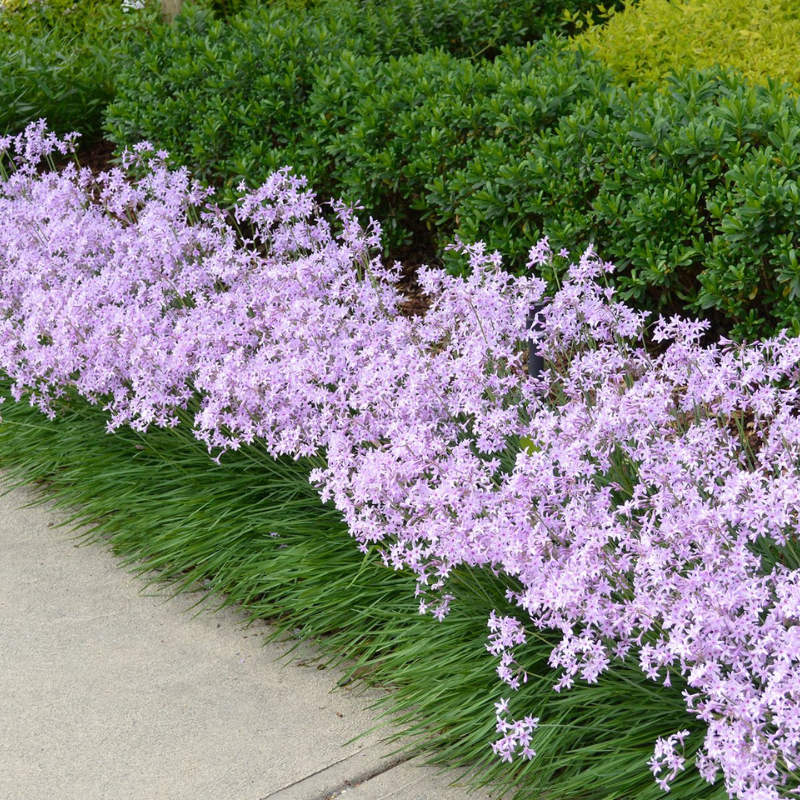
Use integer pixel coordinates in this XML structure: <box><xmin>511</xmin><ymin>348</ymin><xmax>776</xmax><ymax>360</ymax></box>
<box><xmin>296</xmin><ymin>43</ymin><xmax>800</xmax><ymax>339</ymax></box>
<box><xmin>297</xmin><ymin>38</ymin><xmax>609</xmax><ymax>248</ymax></box>
<box><xmin>0</xmin><ymin>0</ymin><xmax>162</xmax><ymax>141</ymax></box>
<box><xmin>573</xmin><ymin>0</ymin><xmax>800</xmax><ymax>90</ymax></box>
<box><xmin>105</xmin><ymin>1</ymin><xmax>364</xmax><ymax>195</ymax></box>
<box><xmin>437</xmin><ymin>67</ymin><xmax>800</xmax><ymax>339</ymax></box>
<box><xmin>104</xmin><ymin>0</ymin><xmax>618</xmax><ymax>201</ymax></box>
<box><xmin>0</xmin><ymin>387</ymin><xmax>726</xmax><ymax>800</ymax></box>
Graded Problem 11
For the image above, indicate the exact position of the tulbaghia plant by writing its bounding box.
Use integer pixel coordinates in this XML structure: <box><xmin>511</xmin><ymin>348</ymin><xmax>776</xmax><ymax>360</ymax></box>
<box><xmin>2</xmin><ymin>122</ymin><xmax>800</xmax><ymax>799</ymax></box>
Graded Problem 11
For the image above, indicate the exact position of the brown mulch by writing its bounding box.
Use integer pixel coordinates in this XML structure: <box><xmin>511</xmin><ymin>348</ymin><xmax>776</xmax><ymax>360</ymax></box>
<box><xmin>75</xmin><ymin>138</ymin><xmax>117</xmax><ymax>175</ymax></box>
<box><xmin>52</xmin><ymin>137</ymin><xmax>117</xmax><ymax>176</ymax></box>
<box><xmin>386</xmin><ymin>242</ymin><xmax>439</xmax><ymax>319</ymax></box>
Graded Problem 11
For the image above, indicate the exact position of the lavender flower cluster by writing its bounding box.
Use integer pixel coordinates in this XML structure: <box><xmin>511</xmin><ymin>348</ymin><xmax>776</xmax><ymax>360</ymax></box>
<box><xmin>3</xmin><ymin>123</ymin><xmax>800</xmax><ymax>799</ymax></box>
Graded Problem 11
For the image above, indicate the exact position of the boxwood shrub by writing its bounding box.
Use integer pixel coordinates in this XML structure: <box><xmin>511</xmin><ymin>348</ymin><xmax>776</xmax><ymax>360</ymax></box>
<box><xmin>105</xmin><ymin>2</ymin><xmax>359</xmax><ymax>191</ymax></box>
<box><xmin>297</xmin><ymin>39</ymin><xmax>610</xmax><ymax>247</ymax></box>
<box><xmin>106</xmin><ymin>4</ymin><xmax>800</xmax><ymax>338</ymax></box>
<box><xmin>437</xmin><ymin>68</ymin><xmax>800</xmax><ymax>338</ymax></box>
<box><xmin>299</xmin><ymin>45</ymin><xmax>800</xmax><ymax>338</ymax></box>
<box><xmin>104</xmin><ymin>0</ymin><xmax>620</xmax><ymax>196</ymax></box>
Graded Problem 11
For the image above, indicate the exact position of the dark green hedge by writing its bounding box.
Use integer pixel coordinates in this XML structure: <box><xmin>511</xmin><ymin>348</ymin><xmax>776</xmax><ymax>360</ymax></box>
<box><xmin>297</xmin><ymin>41</ymin><xmax>609</xmax><ymax>257</ymax></box>
<box><xmin>106</xmin><ymin>5</ymin><xmax>800</xmax><ymax>338</ymax></box>
<box><xmin>0</xmin><ymin>0</ymin><xmax>162</xmax><ymax>140</ymax></box>
<box><xmin>104</xmin><ymin>0</ymin><xmax>618</xmax><ymax>189</ymax></box>
<box><xmin>437</xmin><ymin>68</ymin><xmax>800</xmax><ymax>338</ymax></box>
<box><xmin>301</xmin><ymin>54</ymin><xmax>800</xmax><ymax>338</ymax></box>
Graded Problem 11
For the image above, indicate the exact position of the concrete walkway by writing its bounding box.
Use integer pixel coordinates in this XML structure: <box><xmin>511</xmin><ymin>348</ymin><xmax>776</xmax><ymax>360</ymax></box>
<box><xmin>0</xmin><ymin>482</ymin><xmax>494</xmax><ymax>800</ymax></box>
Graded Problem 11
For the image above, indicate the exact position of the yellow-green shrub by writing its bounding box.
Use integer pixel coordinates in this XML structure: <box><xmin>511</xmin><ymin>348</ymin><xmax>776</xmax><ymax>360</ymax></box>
<box><xmin>573</xmin><ymin>0</ymin><xmax>800</xmax><ymax>89</ymax></box>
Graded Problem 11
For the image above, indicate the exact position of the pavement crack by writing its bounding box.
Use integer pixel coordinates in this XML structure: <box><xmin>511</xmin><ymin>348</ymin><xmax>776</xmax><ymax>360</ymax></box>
<box><xmin>258</xmin><ymin>749</ymin><xmax>413</xmax><ymax>800</ymax></box>
<box><xmin>257</xmin><ymin>752</ymin><xmax>356</xmax><ymax>799</ymax></box>
<box><xmin>317</xmin><ymin>752</ymin><xmax>413</xmax><ymax>800</ymax></box>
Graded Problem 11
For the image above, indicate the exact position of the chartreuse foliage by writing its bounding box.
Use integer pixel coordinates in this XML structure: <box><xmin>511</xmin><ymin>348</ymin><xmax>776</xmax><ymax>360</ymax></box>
<box><xmin>0</xmin><ymin>0</ymin><xmax>162</xmax><ymax>140</ymax></box>
<box><xmin>0</xmin><ymin>389</ymin><xmax>725</xmax><ymax>800</ymax></box>
<box><xmin>573</xmin><ymin>0</ymin><xmax>800</xmax><ymax>90</ymax></box>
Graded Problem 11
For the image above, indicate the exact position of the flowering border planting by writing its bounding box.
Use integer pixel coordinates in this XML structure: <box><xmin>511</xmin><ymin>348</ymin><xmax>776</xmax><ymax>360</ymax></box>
<box><xmin>2</xmin><ymin>123</ymin><xmax>800</xmax><ymax>799</ymax></box>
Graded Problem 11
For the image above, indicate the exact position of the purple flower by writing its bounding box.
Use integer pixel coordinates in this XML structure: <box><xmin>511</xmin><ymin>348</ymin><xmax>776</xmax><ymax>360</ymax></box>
<box><xmin>3</xmin><ymin>123</ymin><xmax>800</xmax><ymax>798</ymax></box>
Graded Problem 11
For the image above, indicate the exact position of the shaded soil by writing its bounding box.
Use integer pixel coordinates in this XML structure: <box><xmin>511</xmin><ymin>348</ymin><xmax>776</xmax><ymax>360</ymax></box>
<box><xmin>75</xmin><ymin>138</ymin><xmax>117</xmax><ymax>175</ymax></box>
<box><xmin>386</xmin><ymin>242</ymin><xmax>437</xmax><ymax>318</ymax></box>
<box><xmin>53</xmin><ymin>137</ymin><xmax>118</xmax><ymax>176</ymax></box>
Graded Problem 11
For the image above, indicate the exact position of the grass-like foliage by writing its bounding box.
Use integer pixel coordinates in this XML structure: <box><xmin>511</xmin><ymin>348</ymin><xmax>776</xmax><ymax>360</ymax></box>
<box><xmin>0</xmin><ymin>0</ymin><xmax>162</xmax><ymax>141</ymax></box>
<box><xmin>573</xmin><ymin>0</ymin><xmax>800</xmax><ymax>89</ymax></box>
<box><xmin>0</xmin><ymin>390</ymin><xmax>726</xmax><ymax>800</ymax></box>
<box><xmin>2</xmin><ymin>124</ymin><xmax>800</xmax><ymax>797</ymax></box>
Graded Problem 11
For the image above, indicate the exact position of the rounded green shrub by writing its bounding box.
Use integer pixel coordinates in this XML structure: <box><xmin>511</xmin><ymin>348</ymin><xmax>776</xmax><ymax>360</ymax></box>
<box><xmin>298</xmin><ymin>38</ymin><xmax>610</xmax><ymax>248</ymax></box>
<box><xmin>105</xmin><ymin>3</ymin><xmax>800</xmax><ymax>339</ymax></box>
<box><xmin>104</xmin><ymin>1</ymin><xmax>367</xmax><ymax>195</ymax></box>
<box><xmin>438</xmin><ymin>67</ymin><xmax>800</xmax><ymax>338</ymax></box>
<box><xmin>301</xmin><ymin>39</ymin><xmax>800</xmax><ymax>338</ymax></box>
<box><xmin>104</xmin><ymin>0</ymin><xmax>623</xmax><ymax>201</ymax></box>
